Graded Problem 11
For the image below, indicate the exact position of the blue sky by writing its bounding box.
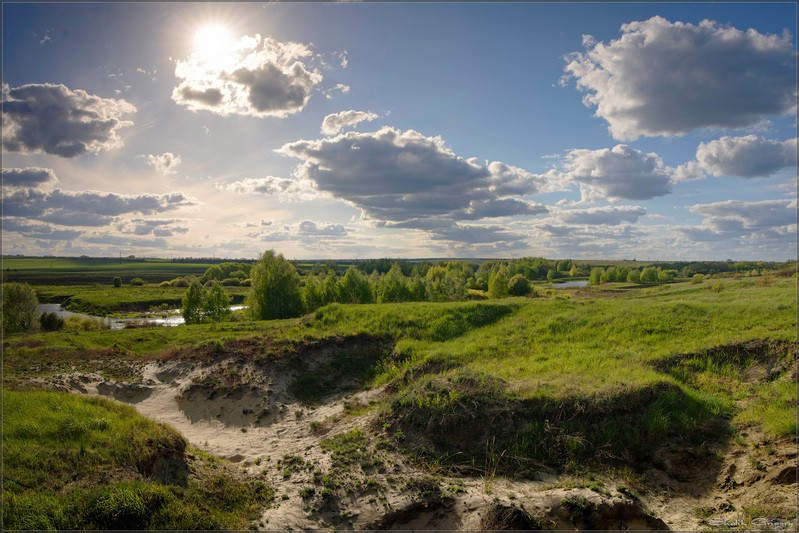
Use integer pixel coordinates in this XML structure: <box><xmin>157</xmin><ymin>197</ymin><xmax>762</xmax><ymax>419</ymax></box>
<box><xmin>2</xmin><ymin>2</ymin><xmax>796</xmax><ymax>260</ymax></box>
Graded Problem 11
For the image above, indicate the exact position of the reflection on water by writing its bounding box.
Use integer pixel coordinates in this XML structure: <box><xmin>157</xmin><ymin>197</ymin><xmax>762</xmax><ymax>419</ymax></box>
<box><xmin>551</xmin><ymin>280</ymin><xmax>589</xmax><ymax>288</ymax></box>
<box><xmin>37</xmin><ymin>304</ymin><xmax>247</xmax><ymax>329</ymax></box>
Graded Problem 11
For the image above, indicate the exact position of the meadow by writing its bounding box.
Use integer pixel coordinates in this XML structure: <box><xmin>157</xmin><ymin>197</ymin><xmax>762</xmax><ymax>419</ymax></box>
<box><xmin>2</xmin><ymin>260</ymin><xmax>796</xmax><ymax>530</ymax></box>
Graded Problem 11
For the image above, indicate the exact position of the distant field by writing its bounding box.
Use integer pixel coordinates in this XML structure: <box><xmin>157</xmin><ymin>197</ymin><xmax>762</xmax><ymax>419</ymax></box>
<box><xmin>2</xmin><ymin>257</ymin><xmax>227</xmax><ymax>285</ymax></box>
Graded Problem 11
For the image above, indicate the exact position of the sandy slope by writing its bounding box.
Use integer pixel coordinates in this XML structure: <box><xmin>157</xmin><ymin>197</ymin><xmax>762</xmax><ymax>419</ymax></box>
<box><xmin>42</xmin><ymin>351</ymin><xmax>796</xmax><ymax>531</ymax></box>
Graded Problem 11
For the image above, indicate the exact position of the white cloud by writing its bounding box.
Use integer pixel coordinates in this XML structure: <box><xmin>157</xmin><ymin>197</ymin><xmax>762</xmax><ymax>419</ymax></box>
<box><xmin>2</xmin><ymin>83</ymin><xmax>136</xmax><ymax>157</ymax></box>
<box><xmin>2</xmin><ymin>167</ymin><xmax>59</xmax><ymax>188</ymax></box>
<box><xmin>560</xmin><ymin>144</ymin><xmax>672</xmax><ymax>200</ymax></box>
<box><xmin>219</xmin><ymin>176</ymin><xmax>316</xmax><ymax>201</ymax></box>
<box><xmin>562</xmin><ymin>16</ymin><xmax>797</xmax><ymax>140</ymax></box>
<box><xmin>146</xmin><ymin>152</ymin><xmax>182</xmax><ymax>175</ymax></box>
<box><xmin>321</xmin><ymin>110</ymin><xmax>379</xmax><ymax>135</ymax></box>
<box><xmin>695</xmin><ymin>135</ymin><xmax>796</xmax><ymax>178</ymax></box>
<box><xmin>172</xmin><ymin>34</ymin><xmax>323</xmax><ymax>117</ymax></box>
<box><xmin>278</xmin><ymin>127</ymin><xmax>548</xmax><ymax>238</ymax></box>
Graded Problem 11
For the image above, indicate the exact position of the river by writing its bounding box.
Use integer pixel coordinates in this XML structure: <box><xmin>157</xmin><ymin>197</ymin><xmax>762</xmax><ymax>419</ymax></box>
<box><xmin>38</xmin><ymin>304</ymin><xmax>247</xmax><ymax>329</ymax></box>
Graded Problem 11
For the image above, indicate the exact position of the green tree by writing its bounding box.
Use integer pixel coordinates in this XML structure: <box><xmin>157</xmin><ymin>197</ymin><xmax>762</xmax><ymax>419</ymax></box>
<box><xmin>248</xmin><ymin>250</ymin><xmax>305</xmax><ymax>320</ymax></box>
<box><xmin>627</xmin><ymin>269</ymin><xmax>641</xmax><ymax>283</ymax></box>
<box><xmin>376</xmin><ymin>263</ymin><xmax>412</xmax><ymax>303</ymax></box>
<box><xmin>204</xmin><ymin>265</ymin><xmax>224</xmax><ymax>281</ymax></box>
<box><xmin>508</xmin><ymin>274</ymin><xmax>531</xmax><ymax>296</ymax></box>
<box><xmin>589</xmin><ymin>267</ymin><xmax>603</xmax><ymax>286</ymax></box>
<box><xmin>113</xmin><ymin>276</ymin><xmax>122</xmax><ymax>288</ymax></box>
<box><xmin>487</xmin><ymin>271</ymin><xmax>509</xmax><ymax>299</ymax></box>
<box><xmin>338</xmin><ymin>267</ymin><xmax>373</xmax><ymax>304</ymax></box>
<box><xmin>2</xmin><ymin>283</ymin><xmax>41</xmax><ymax>335</ymax></box>
<box><xmin>182</xmin><ymin>279</ymin><xmax>205</xmax><ymax>324</ymax></box>
<box><xmin>204</xmin><ymin>282</ymin><xmax>231</xmax><ymax>322</ymax></box>
<box><xmin>640</xmin><ymin>266</ymin><xmax>659</xmax><ymax>283</ymax></box>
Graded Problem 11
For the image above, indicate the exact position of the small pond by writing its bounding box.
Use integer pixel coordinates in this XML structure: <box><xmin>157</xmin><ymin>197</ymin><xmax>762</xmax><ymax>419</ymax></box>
<box><xmin>551</xmin><ymin>280</ymin><xmax>590</xmax><ymax>288</ymax></box>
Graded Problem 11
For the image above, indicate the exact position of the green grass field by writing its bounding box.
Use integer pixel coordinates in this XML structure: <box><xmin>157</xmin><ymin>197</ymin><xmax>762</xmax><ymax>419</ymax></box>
<box><xmin>3</xmin><ymin>274</ymin><xmax>796</xmax><ymax>525</ymax></box>
<box><xmin>2</xmin><ymin>257</ymin><xmax>234</xmax><ymax>285</ymax></box>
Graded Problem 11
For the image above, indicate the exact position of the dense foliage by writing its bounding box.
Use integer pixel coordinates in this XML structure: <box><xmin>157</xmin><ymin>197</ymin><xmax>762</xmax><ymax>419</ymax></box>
<box><xmin>2</xmin><ymin>282</ymin><xmax>41</xmax><ymax>335</ymax></box>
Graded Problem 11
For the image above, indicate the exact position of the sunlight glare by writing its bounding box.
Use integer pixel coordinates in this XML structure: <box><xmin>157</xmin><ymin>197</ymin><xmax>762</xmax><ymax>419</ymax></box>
<box><xmin>193</xmin><ymin>24</ymin><xmax>233</xmax><ymax>57</ymax></box>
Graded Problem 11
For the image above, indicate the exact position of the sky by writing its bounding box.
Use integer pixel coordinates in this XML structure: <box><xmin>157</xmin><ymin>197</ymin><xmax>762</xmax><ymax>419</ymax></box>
<box><xmin>2</xmin><ymin>2</ymin><xmax>797</xmax><ymax>261</ymax></box>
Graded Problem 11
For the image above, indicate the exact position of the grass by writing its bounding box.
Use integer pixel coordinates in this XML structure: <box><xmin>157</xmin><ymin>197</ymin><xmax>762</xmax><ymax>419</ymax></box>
<box><xmin>4</xmin><ymin>276</ymin><xmax>795</xmax><ymax>481</ymax></box>
<box><xmin>2</xmin><ymin>257</ymin><xmax>227</xmax><ymax>285</ymax></box>
<box><xmin>2</xmin><ymin>389</ymin><xmax>273</xmax><ymax>529</ymax></box>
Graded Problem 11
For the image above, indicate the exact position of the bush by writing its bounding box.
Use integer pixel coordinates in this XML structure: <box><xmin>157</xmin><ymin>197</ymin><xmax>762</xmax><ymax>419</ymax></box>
<box><xmin>171</xmin><ymin>277</ymin><xmax>190</xmax><ymax>288</ymax></box>
<box><xmin>40</xmin><ymin>312</ymin><xmax>65</xmax><ymax>332</ymax></box>
<box><xmin>221</xmin><ymin>278</ymin><xmax>240</xmax><ymax>286</ymax></box>
<box><xmin>691</xmin><ymin>274</ymin><xmax>704</xmax><ymax>284</ymax></box>
<box><xmin>508</xmin><ymin>274</ymin><xmax>531</xmax><ymax>296</ymax></box>
<box><xmin>158</xmin><ymin>281</ymin><xmax>171</xmax><ymax>288</ymax></box>
<box><xmin>130</xmin><ymin>278</ymin><xmax>145</xmax><ymax>286</ymax></box>
<box><xmin>2</xmin><ymin>282</ymin><xmax>40</xmax><ymax>335</ymax></box>
<box><xmin>113</xmin><ymin>277</ymin><xmax>122</xmax><ymax>288</ymax></box>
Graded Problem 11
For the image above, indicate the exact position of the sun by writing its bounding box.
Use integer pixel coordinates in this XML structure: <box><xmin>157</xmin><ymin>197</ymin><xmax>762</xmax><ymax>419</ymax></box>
<box><xmin>193</xmin><ymin>24</ymin><xmax>233</xmax><ymax>57</ymax></box>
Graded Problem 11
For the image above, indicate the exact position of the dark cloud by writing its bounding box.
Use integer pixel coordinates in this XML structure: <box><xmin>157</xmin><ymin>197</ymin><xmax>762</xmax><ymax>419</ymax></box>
<box><xmin>2</xmin><ymin>188</ymin><xmax>197</xmax><ymax>227</ymax></box>
<box><xmin>172</xmin><ymin>35</ymin><xmax>322</xmax><ymax>117</ymax></box>
<box><xmin>117</xmin><ymin>218</ymin><xmax>191</xmax><ymax>237</ymax></box>
<box><xmin>2</xmin><ymin>167</ymin><xmax>58</xmax><ymax>188</ymax></box>
<box><xmin>278</xmin><ymin>127</ymin><xmax>547</xmax><ymax>242</ymax></box>
<box><xmin>687</xmin><ymin>199</ymin><xmax>796</xmax><ymax>233</ymax></box>
<box><xmin>2</xmin><ymin>83</ymin><xmax>135</xmax><ymax>157</ymax></box>
<box><xmin>561</xmin><ymin>144</ymin><xmax>672</xmax><ymax>200</ymax></box>
<box><xmin>2</xmin><ymin>218</ymin><xmax>82</xmax><ymax>241</ymax></box>
<box><xmin>557</xmin><ymin>205</ymin><xmax>646</xmax><ymax>225</ymax></box>
<box><xmin>562</xmin><ymin>17</ymin><xmax>797</xmax><ymax>140</ymax></box>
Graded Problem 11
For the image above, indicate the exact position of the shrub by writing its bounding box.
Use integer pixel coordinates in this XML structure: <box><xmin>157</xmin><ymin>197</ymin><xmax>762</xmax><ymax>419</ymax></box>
<box><xmin>691</xmin><ymin>274</ymin><xmax>704</xmax><ymax>284</ymax></box>
<box><xmin>40</xmin><ymin>312</ymin><xmax>65</xmax><ymax>332</ymax></box>
<box><xmin>2</xmin><ymin>282</ymin><xmax>40</xmax><ymax>335</ymax></box>
<box><xmin>130</xmin><ymin>278</ymin><xmax>145</xmax><ymax>286</ymax></box>
<box><xmin>158</xmin><ymin>281</ymin><xmax>171</xmax><ymax>288</ymax></box>
<box><xmin>113</xmin><ymin>277</ymin><xmax>122</xmax><ymax>288</ymax></box>
<box><xmin>221</xmin><ymin>278</ymin><xmax>241</xmax><ymax>286</ymax></box>
<box><xmin>171</xmin><ymin>277</ymin><xmax>190</xmax><ymax>288</ymax></box>
<box><xmin>508</xmin><ymin>274</ymin><xmax>531</xmax><ymax>296</ymax></box>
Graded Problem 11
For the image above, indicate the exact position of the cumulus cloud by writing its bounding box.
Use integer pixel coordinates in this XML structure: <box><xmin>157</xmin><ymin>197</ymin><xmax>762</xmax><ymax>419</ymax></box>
<box><xmin>2</xmin><ymin>83</ymin><xmax>136</xmax><ymax>157</ymax></box>
<box><xmin>321</xmin><ymin>110</ymin><xmax>379</xmax><ymax>135</ymax></box>
<box><xmin>562</xmin><ymin>16</ymin><xmax>797</xmax><ymax>140</ymax></box>
<box><xmin>219</xmin><ymin>176</ymin><xmax>315</xmax><ymax>201</ymax></box>
<box><xmin>297</xmin><ymin>220</ymin><xmax>347</xmax><ymax>237</ymax></box>
<box><xmin>117</xmin><ymin>218</ymin><xmax>191</xmax><ymax>237</ymax></box>
<box><xmin>556</xmin><ymin>205</ymin><xmax>646</xmax><ymax>225</ymax></box>
<box><xmin>146</xmin><ymin>152</ymin><xmax>182</xmax><ymax>175</ymax></box>
<box><xmin>2</xmin><ymin>188</ymin><xmax>197</xmax><ymax>227</ymax></box>
<box><xmin>2</xmin><ymin>167</ymin><xmax>58</xmax><ymax>188</ymax></box>
<box><xmin>680</xmin><ymin>199</ymin><xmax>796</xmax><ymax>242</ymax></box>
<box><xmin>694</xmin><ymin>136</ymin><xmax>797</xmax><ymax>178</ymax></box>
<box><xmin>561</xmin><ymin>144</ymin><xmax>672</xmax><ymax>200</ymax></box>
<box><xmin>278</xmin><ymin>127</ymin><xmax>548</xmax><ymax>242</ymax></box>
<box><xmin>245</xmin><ymin>220</ymin><xmax>348</xmax><ymax>242</ymax></box>
<box><xmin>172</xmin><ymin>34</ymin><xmax>323</xmax><ymax>117</ymax></box>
